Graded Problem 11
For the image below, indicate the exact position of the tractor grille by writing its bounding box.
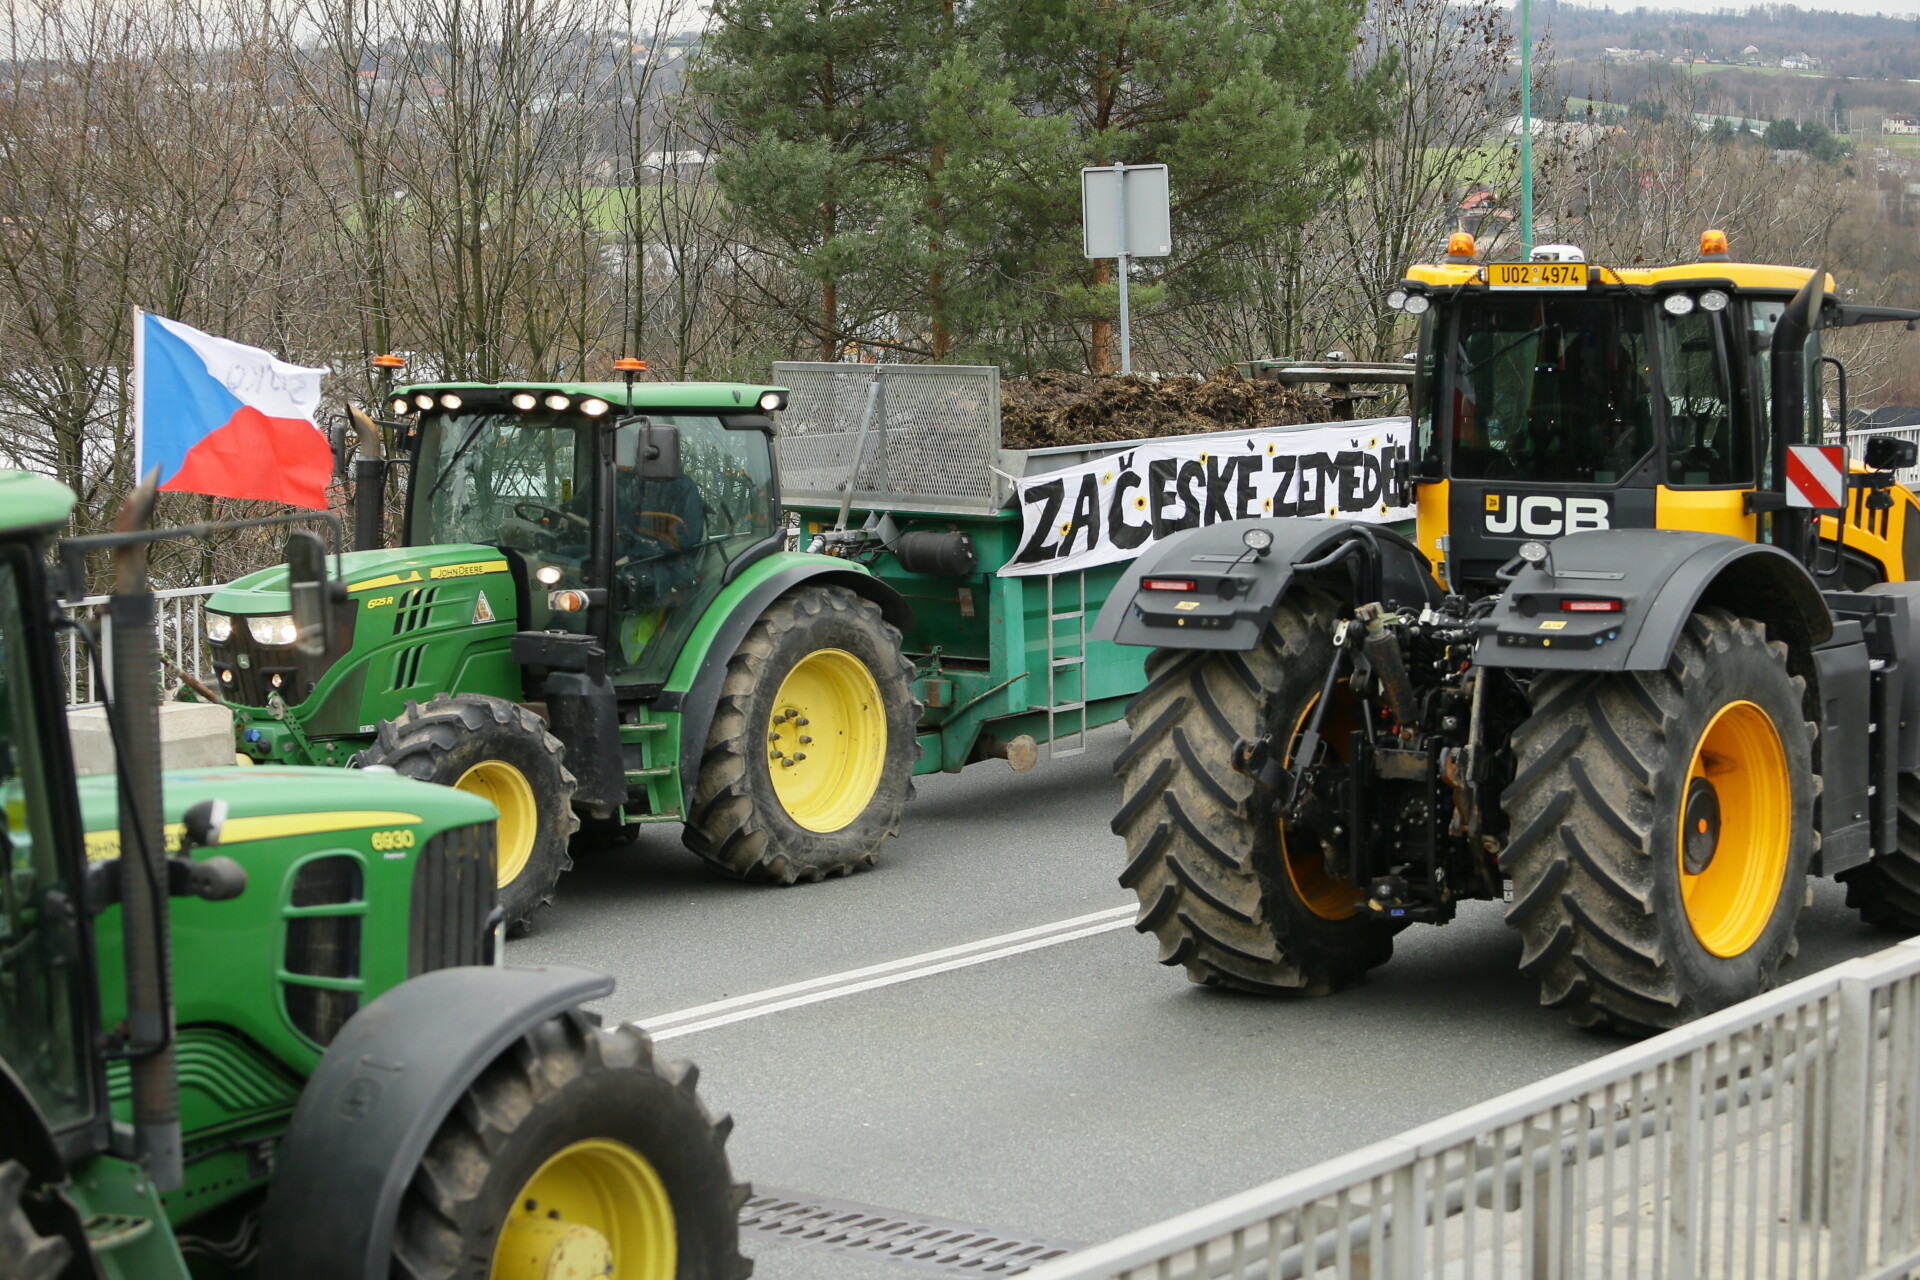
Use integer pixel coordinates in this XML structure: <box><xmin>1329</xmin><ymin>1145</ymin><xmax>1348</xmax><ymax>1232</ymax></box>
<box><xmin>210</xmin><ymin>627</ymin><xmax>310</xmax><ymax>706</ymax></box>
<box><xmin>207</xmin><ymin>611</ymin><xmax>350</xmax><ymax>708</ymax></box>
<box><xmin>282</xmin><ymin>856</ymin><xmax>365</xmax><ymax>1047</ymax></box>
<box><xmin>409</xmin><ymin>821</ymin><xmax>497</xmax><ymax>977</ymax></box>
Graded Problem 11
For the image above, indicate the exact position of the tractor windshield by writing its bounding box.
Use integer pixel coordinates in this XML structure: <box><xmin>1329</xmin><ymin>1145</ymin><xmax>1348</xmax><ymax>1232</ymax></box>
<box><xmin>0</xmin><ymin>548</ymin><xmax>93</xmax><ymax>1133</ymax></box>
<box><xmin>410</xmin><ymin>412</ymin><xmax>596</xmax><ymax>575</ymax></box>
<box><xmin>1443</xmin><ymin>295</ymin><xmax>1656</xmax><ymax>484</ymax></box>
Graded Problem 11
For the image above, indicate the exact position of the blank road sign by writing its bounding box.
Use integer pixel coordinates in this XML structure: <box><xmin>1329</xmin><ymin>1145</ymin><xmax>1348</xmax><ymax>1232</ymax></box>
<box><xmin>1081</xmin><ymin>164</ymin><xmax>1171</xmax><ymax>259</ymax></box>
<box><xmin>1785</xmin><ymin>444</ymin><xmax>1847</xmax><ymax>509</ymax></box>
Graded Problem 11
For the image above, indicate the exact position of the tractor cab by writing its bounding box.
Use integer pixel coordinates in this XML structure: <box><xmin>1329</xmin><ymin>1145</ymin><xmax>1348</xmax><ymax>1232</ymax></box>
<box><xmin>394</xmin><ymin>379</ymin><xmax>786</xmax><ymax>686</ymax></box>
<box><xmin>1396</xmin><ymin>231</ymin><xmax>1920</xmax><ymax>588</ymax></box>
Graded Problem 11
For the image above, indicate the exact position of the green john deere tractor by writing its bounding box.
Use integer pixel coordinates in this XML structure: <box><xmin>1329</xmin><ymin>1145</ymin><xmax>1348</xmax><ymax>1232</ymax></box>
<box><xmin>204</xmin><ymin>369</ymin><xmax>920</xmax><ymax>930</ymax></box>
<box><xmin>1</xmin><ymin>471</ymin><xmax>748</xmax><ymax>1279</ymax></box>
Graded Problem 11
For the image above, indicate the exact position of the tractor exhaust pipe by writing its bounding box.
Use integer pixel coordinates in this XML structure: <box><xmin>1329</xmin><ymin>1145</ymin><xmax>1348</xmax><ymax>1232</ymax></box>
<box><xmin>109</xmin><ymin>469</ymin><xmax>183</xmax><ymax>1191</ymax></box>
<box><xmin>349</xmin><ymin>405</ymin><xmax>387</xmax><ymax>552</ymax></box>
<box><xmin>1770</xmin><ymin>268</ymin><xmax>1826</xmax><ymax>565</ymax></box>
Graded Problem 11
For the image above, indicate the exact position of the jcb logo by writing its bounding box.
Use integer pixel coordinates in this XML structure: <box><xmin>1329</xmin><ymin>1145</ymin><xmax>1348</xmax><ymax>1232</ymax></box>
<box><xmin>1483</xmin><ymin>494</ymin><xmax>1610</xmax><ymax>537</ymax></box>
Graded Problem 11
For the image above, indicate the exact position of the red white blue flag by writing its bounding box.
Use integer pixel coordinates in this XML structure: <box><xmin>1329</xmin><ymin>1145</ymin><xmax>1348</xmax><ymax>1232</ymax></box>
<box><xmin>133</xmin><ymin>312</ymin><xmax>333</xmax><ymax>510</ymax></box>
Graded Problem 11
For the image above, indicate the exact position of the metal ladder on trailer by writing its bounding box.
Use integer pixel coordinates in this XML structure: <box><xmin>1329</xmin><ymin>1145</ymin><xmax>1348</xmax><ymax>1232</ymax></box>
<box><xmin>1045</xmin><ymin>571</ymin><xmax>1088</xmax><ymax>758</ymax></box>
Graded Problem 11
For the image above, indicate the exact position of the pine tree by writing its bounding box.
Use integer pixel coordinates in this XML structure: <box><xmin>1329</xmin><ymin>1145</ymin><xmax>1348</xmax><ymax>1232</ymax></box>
<box><xmin>929</xmin><ymin>0</ymin><xmax>1375</xmax><ymax>370</ymax></box>
<box><xmin>695</xmin><ymin>0</ymin><xmax>938</xmax><ymax>359</ymax></box>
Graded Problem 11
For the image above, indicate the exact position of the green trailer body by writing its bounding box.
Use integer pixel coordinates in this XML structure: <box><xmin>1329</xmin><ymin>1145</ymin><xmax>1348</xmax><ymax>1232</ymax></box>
<box><xmin>783</xmin><ymin>503</ymin><xmax>1147</xmax><ymax>773</ymax></box>
<box><xmin>773</xmin><ymin>361</ymin><xmax>1412</xmax><ymax>776</ymax></box>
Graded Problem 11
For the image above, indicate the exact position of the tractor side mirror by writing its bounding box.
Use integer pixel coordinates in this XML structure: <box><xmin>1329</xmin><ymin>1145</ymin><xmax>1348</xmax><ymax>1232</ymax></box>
<box><xmin>181</xmin><ymin>797</ymin><xmax>227</xmax><ymax>849</ymax></box>
<box><xmin>285</xmin><ymin>531</ymin><xmax>334</xmax><ymax>659</ymax></box>
<box><xmin>615</xmin><ymin>416</ymin><xmax>682</xmax><ymax>481</ymax></box>
<box><xmin>1865</xmin><ymin>435</ymin><xmax>1917</xmax><ymax>473</ymax></box>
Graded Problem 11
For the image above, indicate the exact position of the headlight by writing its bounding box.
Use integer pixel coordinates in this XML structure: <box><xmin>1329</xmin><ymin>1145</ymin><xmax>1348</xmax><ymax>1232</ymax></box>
<box><xmin>247</xmin><ymin>614</ymin><xmax>300</xmax><ymax>646</ymax></box>
<box><xmin>390</xmin><ymin>397</ymin><xmax>410</xmax><ymax>416</ymax></box>
<box><xmin>1662</xmin><ymin>293</ymin><xmax>1696</xmax><ymax>317</ymax></box>
<box><xmin>580</xmin><ymin>397</ymin><xmax>610</xmax><ymax>417</ymax></box>
<box><xmin>414</xmin><ymin>393</ymin><xmax>435</xmax><ymax>410</ymax></box>
<box><xmin>1386</xmin><ymin>289</ymin><xmax>1408</xmax><ymax>311</ymax></box>
<box><xmin>758</xmin><ymin>391</ymin><xmax>785</xmax><ymax>412</ymax></box>
<box><xmin>512</xmin><ymin>392</ymin><xmax>539</xmax><ymax>411</ymax></box>
<box><xmin>1402</xmin><ymin>294</ymin><xmax>1431</xmax><ymax>316</ymax></box>
<box><xmin>206</xmin><ymin>612</ymin><xmax>233</xmax><ymax>643</ymax></box>
<box><xmin>439</xmin><ymin>392</ymin><xmax>463</xmax><ymax>410</ymax></box>
<box><xmin>544</xmin><ymin>394</ymin><xmax>571</xmax><ymax>411</ymax></box>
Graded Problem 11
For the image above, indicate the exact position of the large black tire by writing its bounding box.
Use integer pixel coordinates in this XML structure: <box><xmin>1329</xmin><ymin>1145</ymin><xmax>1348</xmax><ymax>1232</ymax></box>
<box><xmin>1112</xmin><ymin>589</ymin><xmax>1397</xmax><ymax>994</ymax></box>
<box><xmin>0</xmin><ymin>1162</ymin><xmax>71</xmax><ymax>1280</ymax></box>
<box><xmin>684</xmin><ymin>585</ymin><xmax>919</xmax><ymax>884</ymax></box>
<box><xmin>359</xmin><ymin>693</ymin><xmax>578</xmax><ymax>934</ymax></box>
<box><xmin>1839</xmin><ymin>773</ymin><xmax>1920</xmax><ymax>929</ymax></box>
<box><xmin>1502</xmin><ymin>609</ymin><xmax>1815</xmax><ymax>1034</ymax></box>
<box><xmin>391</xmin><ymin>1010</ymin><xmax>751</xmax><ymax>1280</ymax></box>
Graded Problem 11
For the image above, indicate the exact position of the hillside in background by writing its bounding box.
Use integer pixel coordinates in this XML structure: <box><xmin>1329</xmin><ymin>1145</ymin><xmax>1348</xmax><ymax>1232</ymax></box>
<box><xmin>1542</xmin><ymin>1</ymin><xmax>1920</xmax><ymax>79</ymax></box>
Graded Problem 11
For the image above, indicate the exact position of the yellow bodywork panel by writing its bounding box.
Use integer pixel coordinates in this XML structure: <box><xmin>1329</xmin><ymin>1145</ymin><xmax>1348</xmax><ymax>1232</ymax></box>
<box><xmin>1654</xmin><ymin>488</ymin><xmax>1756</xmax><ymax>542</ymax></box>
<box><xmin>1414</xmin><ymin>480</ymin><xmax>1451</xmax><ymax>586</ymax></box>
<box><xmin>1814</xmin><ymin>465</ymin><xmax>1918</xmax><ymax>582</ymax></box>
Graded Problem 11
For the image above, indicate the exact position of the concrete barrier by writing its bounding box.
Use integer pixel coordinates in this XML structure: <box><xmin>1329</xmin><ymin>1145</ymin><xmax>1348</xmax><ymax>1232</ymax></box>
<box><xmin>68</xmin><ymin>702</ymin><xmax>238</xmax><ymax>776</ymax></box>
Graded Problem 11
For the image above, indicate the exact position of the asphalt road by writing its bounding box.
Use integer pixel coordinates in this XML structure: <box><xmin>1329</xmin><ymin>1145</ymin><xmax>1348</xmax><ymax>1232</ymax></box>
<box><xmin>508</xmin><ymin>724</ymin><xmax>1905</xmax><ymax>1279</ymax></box>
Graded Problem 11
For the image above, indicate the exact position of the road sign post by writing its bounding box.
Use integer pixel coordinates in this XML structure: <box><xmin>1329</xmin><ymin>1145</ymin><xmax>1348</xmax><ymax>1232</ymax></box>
<box><xmin>1081</xmin><ymin>163</ymin><xmax>1171</xmax><ymax>376</ymax></box>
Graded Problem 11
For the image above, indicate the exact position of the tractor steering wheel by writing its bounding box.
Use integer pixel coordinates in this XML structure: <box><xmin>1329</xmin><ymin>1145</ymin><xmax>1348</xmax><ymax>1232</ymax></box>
<box><xmin>514</xmin><ymin>502</ymin><xmax>590</xmax><ymax>531</ymax></box>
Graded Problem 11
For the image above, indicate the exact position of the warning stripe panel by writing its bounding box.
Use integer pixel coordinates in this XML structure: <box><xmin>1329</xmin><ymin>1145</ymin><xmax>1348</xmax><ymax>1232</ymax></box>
<box><xmin>1786</xmin><ymin>445</ymin><xmax>1846</xmax><ymax>510</ymax></box>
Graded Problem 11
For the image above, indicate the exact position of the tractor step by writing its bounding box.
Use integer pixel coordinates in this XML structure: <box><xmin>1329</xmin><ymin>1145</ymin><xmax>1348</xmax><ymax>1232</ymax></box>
<box><xmin>83</xmin><ymin>1213</ymin><xmax>154</xmax><ymax>1251</ymax></box>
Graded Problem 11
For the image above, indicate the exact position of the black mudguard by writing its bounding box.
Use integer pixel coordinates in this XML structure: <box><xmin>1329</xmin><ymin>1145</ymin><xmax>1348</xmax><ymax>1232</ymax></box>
<box><xmin>1866</xmin><ymin>582</ymin><xmax>1920</xmax><ymax>775</ymax></box>
<box><xmin>1091</xmin><ymin>517</ymin><xmax>1441</xmax><ymax>651</ymax></box>
<box><xmin>256</xmin><ymin>964</ymin><xmax>614</xmax><ymax>1280</ymax></box>
<box><xmin>657</xmin><ymin>564</ymin><xmax>913</xmax><ymax>789</ymax></box>
<box><xmin>1476</xmin><ymin>530</ymin><xmax>1832</xmax><ymax>671</ymax></box>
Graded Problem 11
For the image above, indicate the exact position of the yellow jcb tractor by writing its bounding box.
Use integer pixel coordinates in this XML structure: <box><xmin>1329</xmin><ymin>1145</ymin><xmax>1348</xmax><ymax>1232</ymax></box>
<box><xmin>1096</xmin><ymin>231</ymin><xmax>1920</xmax><ymax>1033</ymax></box>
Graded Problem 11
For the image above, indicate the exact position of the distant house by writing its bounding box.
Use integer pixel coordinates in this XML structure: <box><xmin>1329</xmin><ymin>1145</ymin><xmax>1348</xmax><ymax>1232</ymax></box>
<box><xmin>1781</xmin><ymin>52</ymin><xmax>1816</xmax><ymax>70</ymax></box>
<box><xmin>1886</xmin><ymin>114</ymin><xmax>1920</xmax><ymax>136</ymax></box>
<box><xmin>1742</xmin><ymin>44</ymin><xmax>1761</xmax><ymax>64</ymax></box>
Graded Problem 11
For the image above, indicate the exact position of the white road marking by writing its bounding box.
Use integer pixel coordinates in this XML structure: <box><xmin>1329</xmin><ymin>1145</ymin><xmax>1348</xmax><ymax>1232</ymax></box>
<box><xmin>636</xmin><ymin>904</ymin><xmax>1138</xmax><ymax>1041</ymax></box>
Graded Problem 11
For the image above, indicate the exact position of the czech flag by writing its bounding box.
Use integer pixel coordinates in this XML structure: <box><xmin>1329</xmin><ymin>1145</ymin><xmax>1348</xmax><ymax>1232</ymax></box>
<box><xmin>134</xmin><ymin>312</ymin><xmax>334</xmax><ymax>510</ymax></box>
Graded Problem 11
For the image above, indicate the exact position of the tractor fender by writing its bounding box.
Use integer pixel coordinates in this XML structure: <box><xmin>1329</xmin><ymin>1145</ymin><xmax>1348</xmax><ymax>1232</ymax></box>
<box><xmin>1475</xmin><ymin>530</ymin><xmax>1832</xmax><ymax>672</ymax></box>
<box><xmin>659</xmin><ymin>561</ymin><xmax>913</xmax><ymax>791</ymax></box>
<box><xmin>1864</xmin><ymin>581</ymin><xmax>1920</xmax><ymax>774</ymax></box>
<box><xmin>256</xmin><ymin>963</ymin><xmax>614</xmax><ymax>1280</ymax></box>
<box><xmin>1090</xmin><ymin>517</ymin><xmax>1441</xmax><ymax>651</ymax></box>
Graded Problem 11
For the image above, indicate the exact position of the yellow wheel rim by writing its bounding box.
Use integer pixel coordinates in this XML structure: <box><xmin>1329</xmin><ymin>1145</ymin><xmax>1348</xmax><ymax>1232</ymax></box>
<box><xmin>1676</xmin><ymin>700</ymin><xmax>1792</xmax><ymax>958</ymax></box>
<box><xmin>490</xmin><ymin>1138</ymin><xmax>675</xmax><ymax>1280</ymax></box>
<box><xmin>456</xmin><ymin>760</ymin><xmax>539</xmax><ymax>889</ymax></box>
<box><xmin>1280</xmin><ymin>688</ymin><xmax>1366</xmax><ymax>922</ymax></box>
<box><xmin>766</xmin><ymin>648</ymin><xmax>888</xmax><ymax>834</ymax></box>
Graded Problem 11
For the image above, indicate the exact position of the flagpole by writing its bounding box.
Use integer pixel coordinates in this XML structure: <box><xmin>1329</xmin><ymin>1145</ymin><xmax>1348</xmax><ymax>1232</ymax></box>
<box><xmin>132</xmin><ymin>307</ymin><xmax>145</xmax><ymax>484</ymax></box>
<box><xmin>1519</xmin><ymin>0</ymin><xmax>1534</xmax><ymax>256</ymax></box>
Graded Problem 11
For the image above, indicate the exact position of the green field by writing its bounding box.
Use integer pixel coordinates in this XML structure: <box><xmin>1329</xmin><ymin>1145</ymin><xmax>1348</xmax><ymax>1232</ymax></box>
<box><xmin>1682</xmin><ymin>61</ymin><xmax>1825</xmax><ymax>79</ymax></box>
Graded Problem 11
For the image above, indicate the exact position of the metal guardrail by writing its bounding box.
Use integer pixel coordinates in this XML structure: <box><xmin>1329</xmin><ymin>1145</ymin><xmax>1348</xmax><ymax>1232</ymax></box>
<box><xmin>1024</xmin><ymin>938</ymin><xmax>1920</xmax><ymax>1280</ymax></box>
<box><xmin>60</xmin><ymin>584</ymin><xmax>219</xmax><ymax>706</ymax></box>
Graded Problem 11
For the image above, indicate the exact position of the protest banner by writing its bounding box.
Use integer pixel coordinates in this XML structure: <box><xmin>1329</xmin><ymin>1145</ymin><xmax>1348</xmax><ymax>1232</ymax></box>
<box><xmin>1001</xmin><ymin>417</ymin><xmax>1415</xmax><ymax>577</ymax></box>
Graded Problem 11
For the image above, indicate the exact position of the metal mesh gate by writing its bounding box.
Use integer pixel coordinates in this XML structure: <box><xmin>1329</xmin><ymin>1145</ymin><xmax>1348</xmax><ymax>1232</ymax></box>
<box><xmin>773</xmin><ymin>363</ymin><xmax>1008</xmax><ymax>514</ymax></box>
